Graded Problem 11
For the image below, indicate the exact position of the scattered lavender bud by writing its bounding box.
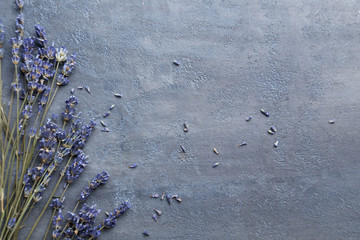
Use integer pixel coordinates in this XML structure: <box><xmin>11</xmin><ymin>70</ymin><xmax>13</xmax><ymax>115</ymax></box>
<box><xmin>173</xmin><ymin>60</ymin><xmax>180</xmax><ymax>66</ymax></box>
<box><xmin>161</xmin><ymin>192</ymin><xmax>165</xmax><ymax>201</ymax></box>
<box><xmin>212</xmin><ymin>162</ymin><xmax>219</xmax><ymax>168</ymax></box>
<box><xmin>329</xmin><ymin>119</ymin><xmax>335</xmax><ymax>124</ymax></box>
<box><xmin>180</xmin><ymin>145</ymin><xmax>186</xmax><ymax>153</ymax></box>
<box><xmin>268</xmin><ymin>129</ymin><xmax>275</xmax><ymax>135</ymax></box>
<box><xmin>171</xmin><ymin>194</ymin><xmax>178</xmax><ymax>199</ymax></box>
<box><xmin>270</xmin><ymin>126</ymin><xmax>277</xmax><ymax>133</ymax></box>
<box><xmin>103</xmin><ymin>111</ymin><xmax>110</xmax><ymax>118</ymax></box>
<box><xmin>154</xmin><ymin>209</ymin><xmax>162</xmax><ymax>216</ymax></box>
<box><xmin>245</xmin><ymin>116</ymin><xmax>252</xmax><ymax>121</ymax></box>
<box><xmin>166</xmin><ymin>194</ymin><xmax>171</xmax><ymax>204</ymax></box>
<box><xmin>85</xmin><ymin>86</ymin><xmax>91</xmax><ymax>94</ymax></box>
<box><xmin>109</xmin><ymin>104</ymin><xmax>115</xmax><ymax>110</ymax></box>
<box><xmin>213</xmin><ymin>148</ymin><xmax>219</xmax><ymax>155</ymax></box>
<box><xmin>100</xmin><ymin>120</ymin><xmax>106</xmax><ymax>127</ymax></box>
<box><xmin>101</xmin><ymin>127</ymin><xmax>109</xmax><ymax>132</ymax></box>
<box><xmin>129</xmin><ymin>163</ymin><xmax>137</xmax><ymax>169</ymax></box>
<box><xmin>261</xmin><ymin>109</ymin><xmax>270</xmax><ymax>117</ymax></box>
<box><xmin>150</xmin><ymin>193</ymin><xmax>159</xmax><ymax>198</ymax></box>
<box><xmin>152</xmin><ymin>214</ymin><xmax>157</xmax><ymax>222</ymax></box>
<box><xmin>70</xmin><ymin>88</ymin><xmax>75</xmax><ymax>94</ymax></box>
<box><xmin>77</xmin><ymin>86</ymin><xmax>83</xmax><ymax>90</ymax></box>
<box><xmin>274</xmin><ymin>140</ymin><xmax>279</xmax><ymax>147</ymax></box>
<box><xmin>238</xmin><ymin>142</ymin><xmax>247</xmax><ymax>147</ymax></box>
<box><xmin>114</xmin><ymin>93</ymin><xmax>122</xmax><ymax>98</ymax></box>
<box><xmin>183</xmin><ymin>123</ymin><xmax>189</xmax><ymax>132</ymax></box>
<box><xmin>143</xmin><ymin>230</ymin><xmax>150</xmax><ymax>236</ymax></box>
<box><xmin>176</xmin><ymin>197</ymin><xmax>182</xmax><ymax>203</ymax></box>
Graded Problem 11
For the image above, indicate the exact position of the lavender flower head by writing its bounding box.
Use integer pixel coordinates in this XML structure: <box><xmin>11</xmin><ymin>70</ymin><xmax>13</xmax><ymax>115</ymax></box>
<box><xmin>7</xmin><ymin>218</ymin><xmax>16</xmax><ymax>230</ymax></box>
<box><xmin>102</xmin><ymin>201</ymin><xmax>131</xmax><ymax>229</ymax></box>
<box><xmin>34</xmin><ymin>24</ymin><xmax>46</xmax><ymax>47</ymax></box>
<box><xmin>78</xmin><ymin>171</ymin><xmax>109</xmax><ymax>202</ymax></box>
<box><xmin>15</xmin><ymin>0</ymin><xmax>24</xmax><ymax>9</ymax></box>
<box><xmin>62</xmin><ymin>95</ymin><xmax>78</xmax><ymax>122</ymax></box>
<box><xmin>15</xmin><ymin>14</ymin><xmax>24</xmax><ymax>37</ymax></box>
<box><xmin>56</xmin><ymin>47</ymin><xmax>68</xmax><ymax>62</ymax></box>
<box><xmin>65</xmin><ymin>204</ymin><xmax>101</xmax><ymax>238</ymax></box>
<box><xmin>50</xmin><ymin>197</ymin><xmax>65</xmax><ymax>210</ymax></box>
<box><xmin>65</xmin><ymin>153</ymin><xmax>89</xmax><ymax>184</ymax></box>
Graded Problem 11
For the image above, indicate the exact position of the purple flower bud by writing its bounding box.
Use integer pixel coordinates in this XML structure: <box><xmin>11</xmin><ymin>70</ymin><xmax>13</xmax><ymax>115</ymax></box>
<box><xmin>34</xmin><ymin>24</ymin><xmax>47</xmax><ymax>47</ymax></box>
<box><xmin>50</xmin><ymin>197</ymin><xmax>65</xmax><ymax>210</ymax></box>
<box><xmin>15</xmin><ymin>0</ymin><xmax>24</xmax><ymax>9</ymax></box>
<box><xmin>7</xmin><ymin>218</ymin><xmax>16</xmax><ymax>230</ymax></box>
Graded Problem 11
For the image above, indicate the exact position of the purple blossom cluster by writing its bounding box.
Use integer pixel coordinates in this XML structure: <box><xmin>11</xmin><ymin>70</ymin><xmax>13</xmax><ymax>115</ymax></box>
<box><xmin>102</xmin><ymin>201</ymin><xmax>131</xmax><ymax>229</ymax></box>
<box><xmin>78</xmin><ymin>171</ymin><xmax>110</xmax><ymax>202</ymax></box>
<box><xmin>63</xmin><ymin>204</ymin><xmax>102</xmax><ymax>239</ymax></box>
<box><xmin>22</xmin><ymin>97</ymin><xmax>95</xmax><ymax>201</ymax></box>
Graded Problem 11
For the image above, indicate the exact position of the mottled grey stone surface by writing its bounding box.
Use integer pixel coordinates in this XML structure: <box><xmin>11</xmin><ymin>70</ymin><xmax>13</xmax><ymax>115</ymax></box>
<box><xmin>1</xmin><ymin>0</ymin><xmax>360</xmax><ymax>239</ymax></box>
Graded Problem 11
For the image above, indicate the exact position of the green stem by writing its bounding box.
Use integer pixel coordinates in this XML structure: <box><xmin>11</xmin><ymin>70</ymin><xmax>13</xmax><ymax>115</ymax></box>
<box><xmin>40</xmin><ymin>62</ymin><xmax>59</xmax><ymax>126</ymax></box>
<box><xmin>43</xmin><ymin>209</ymin><xmax>56</xmax><ymax>240</ymax></box>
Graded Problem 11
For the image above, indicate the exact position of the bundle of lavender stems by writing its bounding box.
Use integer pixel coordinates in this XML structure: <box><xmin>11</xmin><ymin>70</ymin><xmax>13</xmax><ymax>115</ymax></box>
<box><xmin>0</xmin><ymin>1</ymin><xmax>130</xmax><ymax>239</ymax></box>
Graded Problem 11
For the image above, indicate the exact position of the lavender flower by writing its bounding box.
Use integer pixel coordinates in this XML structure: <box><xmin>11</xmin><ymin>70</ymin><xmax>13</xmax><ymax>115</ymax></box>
<box><xmin>65</xmin><ymin>204</ymin><xmax>101</xmax><ymax>238</ymax></box>
<box><xmin>65</xmin><ymin>153</ymin><xmax>89</xmax><ymax>184</ymax></box>
<box><xmin>38</xmin><ymin>119</ymin><xmax>58</xmax><ymax>164</ymax></box>
<box><xmin>9</xmin><ymin>37</ymin><xmax>22</xmax><ymax>65</ymax></box>
<box><xmin>56</xmin><ymin>47</ymin><xmax>68</xmax><ymax>62</ymax></box>
<box><xmin>52</xmin><ymin>209</ymin><xmax>63</xmax><ymax>228</ymax></box>
<box><xmin>45</xmin><ymin>42</ymin><xmax>56</xmax><ymax>59</ymax></box>
<box><xmin>7</xmin><ymin>218</ymin><xmax>16</xmax><ymax>230</ymax></box>
<box><xmin>57</xmin><ymin>74</ymin><xmax>69</xmax><ymax>86</ymax></box>
<box><xmin>29</xmin><ymin>127</ymin><xmax>36</xmax><ymax>138</ymax></box>
<box><xmin>21</xmin><ymin>105</ymin><xmax>33</xmax><ymax>119</ymax></box>
<box><xmin>22</xmin><ymin>37</ymin><xmax>35</xmax><ymax>54</ymax></box>
<box><xmin>10</xmin><ymin>82</ymin><xmax>23</xmax><ymax>93</ymax></box>
<box><xmin>62</xmin><ymin>53</ymin><xmax>76</xmax><ymax>77</ymax></box>
<box><xmin>50</xmin><ymin>197</ymin><xmax>65</xmax><ymax>210</ymax></box>
<box><xmin>102</xmin><ymin>201</ymin><xmax>131</xmax><ymax>229</ymax></box>
<box><xmin>78</xmin><ymin>171</ymin><xmax>109</xmax><ymax>202</ymax></box>
<box><xmin>15</xmin><ymin>0</ymin><xmax>24</xmax><ymax>9</ymax></box>
<box><xmin>89</xmin><ymin>226</ymin><xmax>101</xmax><ymax>239</ymax></box>
<box><xmin>62</xmin><ymin>96</ymin><xmax>78</xmax><ymax>122</ymax></box>
<box><xmin>9</xmin><ymin>36</ymin><xmax>22</xmax><ymax>49</ymax></box>
<box><xmin>34</xmin><ymin>24</ymin><xmax>46</xmax><ymax>47</ymax></box>
<box><xmin>15</xmin><ymin>14</ymin><xmax>24</xmax><ymax>37</ymax></box>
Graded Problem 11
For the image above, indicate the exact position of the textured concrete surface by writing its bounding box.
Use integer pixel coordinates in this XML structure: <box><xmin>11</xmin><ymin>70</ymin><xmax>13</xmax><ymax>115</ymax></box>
<box><xmin>1</xmin><ymin>0</ymin><xmax>360</xmax><ymax>239</ymax></box>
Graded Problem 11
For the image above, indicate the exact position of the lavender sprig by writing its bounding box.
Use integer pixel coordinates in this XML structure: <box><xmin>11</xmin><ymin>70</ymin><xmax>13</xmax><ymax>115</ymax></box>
<box><xmin>64</xmin><ymin>204</ymin><xmax>101</xmax><ymax>238</ymax></box>
<box><xmin>102</xmin><ymin>201</ymin><xmax>131</xmax><ymax>229</ymax></box>
<box><xmin>78</xmin><ymin>171</ymin><xmax>109</xmax><ymax>202</ymax></box>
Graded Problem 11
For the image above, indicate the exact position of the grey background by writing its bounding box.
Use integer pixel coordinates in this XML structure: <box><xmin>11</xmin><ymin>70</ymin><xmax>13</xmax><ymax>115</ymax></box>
<box><xmin>1</xmin><ymin>0</ymin><xmax>360</xmax><ymax>239</ymax></box>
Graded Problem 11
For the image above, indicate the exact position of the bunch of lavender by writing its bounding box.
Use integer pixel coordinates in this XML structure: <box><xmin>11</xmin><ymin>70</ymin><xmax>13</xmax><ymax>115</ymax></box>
<box><xmin>0</xmin><ymin>2</ymin><xmax>132</xmax><ymax>239</ymax></box>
